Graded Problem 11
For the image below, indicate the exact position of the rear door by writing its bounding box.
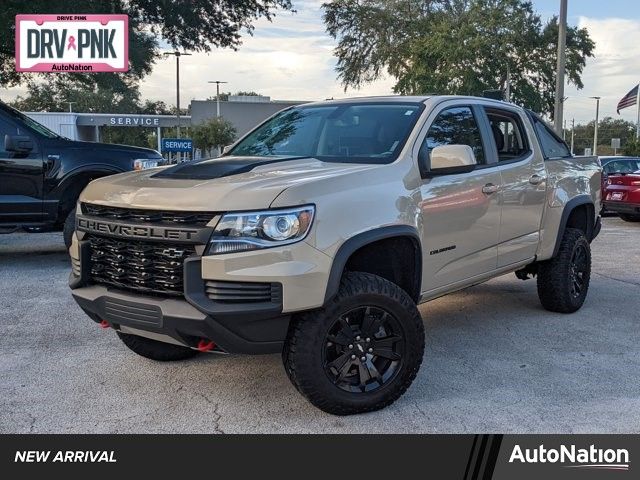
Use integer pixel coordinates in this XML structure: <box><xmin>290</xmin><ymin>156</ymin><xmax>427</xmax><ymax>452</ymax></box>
<box><xmin>415</xmin><ymin>102</ymin><xmax>503</xmax><ymax>293</ymax></box>
<box><xmin>482</xmin><ymin>106</ymin><xmax>547</xmax><ymax>267</ymax></box>
<box><xmin>0</xmin><ymin>115</ymin><xmax>44</xmax><ymax>224</ymax></box>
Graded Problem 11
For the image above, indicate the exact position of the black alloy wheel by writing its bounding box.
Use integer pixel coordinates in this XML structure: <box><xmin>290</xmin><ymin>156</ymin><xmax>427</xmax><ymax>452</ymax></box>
<box><xmin>283</xmin><ymin>272</ymin><xmax>425</xmax><ymax>415</ymax></box>
<box><xmin>569</xmin><ymin>243</ymin><xmax>589</xmax><ymax>299</ymax></box>
<box><xmin>323</xmin><ymin>306</ymin><xmax>405</xmax><ymax>393</ymax></box>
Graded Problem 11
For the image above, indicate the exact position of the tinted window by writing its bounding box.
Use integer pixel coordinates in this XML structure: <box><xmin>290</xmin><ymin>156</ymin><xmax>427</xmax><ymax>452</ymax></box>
<box><xmin>603</xmin><ymin>159</ymin><xmax>640</xmax><ymax>174</ymax></box>
<box><xmin>230</xmin><ymin>103</ymin><xmax>423</xmax><ymax>164</ymax></box>
<box><xmin>0</xmin><ymin>105</ymin><xmax>58</xmax><ymax>139</ymax></box>
<box><xmin>421</xmin><ymin>106</ymin><xmax>485</xmax><ymax>164</ymax></box>
<box><xmin>530</xmin><ymin>115</ymin><xmax>571</xmax><ymax>159</ymax></box>
<box><xmin>0</xmin><ymin>118</ymin><xmax>18</xmax><ymax>153</ymax></box>
<box><xmin>486</xmin><ymin>109</ymin><xmax>529</xmax><ymax>161</ymax></box>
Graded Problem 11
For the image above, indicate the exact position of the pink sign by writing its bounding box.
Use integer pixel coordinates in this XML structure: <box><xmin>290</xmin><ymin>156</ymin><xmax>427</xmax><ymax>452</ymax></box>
<box><xmin>15</xmin><ymin>14</ymin><xmax>129</xmax><ymax>73</ymax></box>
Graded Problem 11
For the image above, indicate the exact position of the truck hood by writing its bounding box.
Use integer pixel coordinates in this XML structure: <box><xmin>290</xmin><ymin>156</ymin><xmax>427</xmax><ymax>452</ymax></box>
<box><xmin>80</xmin><ymin>156</ymin><xmax>379</xmax><ymax>211</ymax></box>
<box><xmin>53</xmin><ymin>137</ymin><xmax>161</xmax><ymax>157</ymax></box>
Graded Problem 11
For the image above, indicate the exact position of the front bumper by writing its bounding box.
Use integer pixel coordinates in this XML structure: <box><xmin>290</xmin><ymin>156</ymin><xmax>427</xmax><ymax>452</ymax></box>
<box><xmin>71</xmin><ymin>281</ymin><xmax>290</xmax><ymax>354</ymax></box>
<box><xmin>69</xmin><ymin>240</ymin><xmax>330</xmax><ymax>354</ymax></box>
<box><xmin>603</xmin><ymin>201</ymin><xmax>640</xmax><ymax>216</ymax></box>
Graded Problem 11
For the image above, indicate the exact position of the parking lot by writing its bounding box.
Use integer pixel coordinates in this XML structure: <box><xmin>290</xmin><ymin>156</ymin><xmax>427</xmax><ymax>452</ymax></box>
<box><xmin>1</xmin><ymin>217</ymin><xmax>639</xmax><ymax>433</ymax></box>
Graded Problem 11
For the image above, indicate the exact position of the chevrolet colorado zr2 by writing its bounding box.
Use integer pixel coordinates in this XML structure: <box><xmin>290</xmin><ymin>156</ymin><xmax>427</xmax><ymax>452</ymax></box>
<box><xmin>69</xmin><ymin>96</ymin><xmax>601</xmax><ymax>415</ymax></box>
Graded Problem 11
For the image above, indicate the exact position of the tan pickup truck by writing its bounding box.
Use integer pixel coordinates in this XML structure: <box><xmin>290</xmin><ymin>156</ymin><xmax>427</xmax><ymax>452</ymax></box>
<box><xmin>69</xmin><ymin>96</ymin><xmax>601</xmax><ymax>415</ymax></box>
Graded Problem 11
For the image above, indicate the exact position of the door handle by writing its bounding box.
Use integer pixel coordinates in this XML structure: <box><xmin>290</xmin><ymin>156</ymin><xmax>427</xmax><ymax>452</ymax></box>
<box><xmin>529</xmin><ymin>174</ymin><xmax>546</xmax><ymax>185</ymax></box>
<box><xmin>482</xmin><ymin>183</ymin><xmax>499</xmax><ymax>194</ymax></box>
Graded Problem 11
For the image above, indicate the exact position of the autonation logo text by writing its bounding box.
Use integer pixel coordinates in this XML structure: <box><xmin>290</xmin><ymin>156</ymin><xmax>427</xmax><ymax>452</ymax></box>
<box><xmin>509</xmin><ymin>444</ymin><xmax>630</xmax><ymax>471</ymax></box>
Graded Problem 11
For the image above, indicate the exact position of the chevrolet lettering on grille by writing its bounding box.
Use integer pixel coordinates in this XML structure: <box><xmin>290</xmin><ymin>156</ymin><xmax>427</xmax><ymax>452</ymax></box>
<box><xmin>77</xmin><ymin>217</ymin><xmax>203</xmax><ymax>242</ymax></box>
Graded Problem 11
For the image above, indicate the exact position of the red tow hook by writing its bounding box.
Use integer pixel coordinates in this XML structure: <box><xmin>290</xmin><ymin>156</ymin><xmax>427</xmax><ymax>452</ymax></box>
<box><xmin>99</xmin><ymin>320</ymin><xmax>110</xmax><ymax>329</ymax></box>
<box><xmin>197</xmin><ymin>339</ymin><xmax>215</xmax><ymax>352</ymax></box>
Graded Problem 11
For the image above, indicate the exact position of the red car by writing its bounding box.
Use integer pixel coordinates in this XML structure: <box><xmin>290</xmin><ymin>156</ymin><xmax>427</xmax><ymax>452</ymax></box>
<box><xmin>602</xmin><ymin>157</ymin><xmax>640</xmax><ymax>222</ymax></box>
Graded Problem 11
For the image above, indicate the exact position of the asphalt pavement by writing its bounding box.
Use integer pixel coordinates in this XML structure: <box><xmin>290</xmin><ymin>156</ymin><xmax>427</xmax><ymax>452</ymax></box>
<box><xmin>1</xmin><ymin>217</ymin><xmax>639</xmax><ymax>433</ymax></box>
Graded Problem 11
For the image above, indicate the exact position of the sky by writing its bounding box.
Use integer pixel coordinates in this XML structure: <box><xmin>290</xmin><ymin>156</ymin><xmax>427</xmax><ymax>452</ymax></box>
<box><xmin>3</xmin><ymin>0</ymin><xmax>640</xmax><ymax>126</ymax></box>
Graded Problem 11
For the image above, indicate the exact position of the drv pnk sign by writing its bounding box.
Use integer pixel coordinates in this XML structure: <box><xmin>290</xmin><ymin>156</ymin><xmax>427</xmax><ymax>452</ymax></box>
<box><xmin>15</xmin><ymin>14</ymin><xmax>128</xmax><ymax>72</ymax></box>
<box><xmin>161</xmin><ymin>138</ymin><xmax>193</xmax><ymax>153</ymax></box>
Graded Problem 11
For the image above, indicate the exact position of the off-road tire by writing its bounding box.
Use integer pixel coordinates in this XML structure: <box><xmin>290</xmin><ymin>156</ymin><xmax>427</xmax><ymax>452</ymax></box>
<box><xmin>282</xmin><ymin>272</ymin><xmax>425</xmax><ymax>415</ymax></box>
<box><xmin>63</xmin><ymin>207</ymin><xmax>76</xmax><ymax>249</ymax></box>
<box><xmin>537</xmin><ymin>228</ymin><xmax>591</xmax><ymax>313</ymax></box>
<box><xmin>116</xmin><ymin>331</ymin><xmax>199</xmax><ymax>361</ymax></box>
<box><xmin>619</xmin><ymin>214</ymin><xmax>640</xmax><ymax>222</ymax></box>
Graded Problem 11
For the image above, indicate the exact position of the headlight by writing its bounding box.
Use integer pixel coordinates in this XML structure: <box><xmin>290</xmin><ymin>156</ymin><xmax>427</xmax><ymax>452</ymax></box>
<box><xmin>206</xmin><ymin>206</ymin><xmax>315</xmax><ymax>255</ymax></box>
<box><xmin>133</xmin><ymin>158</ymin><xmax>159</xmax><ymax>171</ymax></box>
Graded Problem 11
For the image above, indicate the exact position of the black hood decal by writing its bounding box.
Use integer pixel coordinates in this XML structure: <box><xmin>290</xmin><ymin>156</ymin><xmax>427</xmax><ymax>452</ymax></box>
<box><xmin>151</xmin><ymin>156</ymin><xmax>311</xmax><ymax>180</ymax></box>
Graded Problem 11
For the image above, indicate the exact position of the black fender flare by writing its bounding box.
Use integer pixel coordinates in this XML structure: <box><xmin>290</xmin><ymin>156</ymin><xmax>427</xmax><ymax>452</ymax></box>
<box><xmin>323</xmin><ymin>225</ymin><xmax>422</xmax><ymax>303</ymax></box>
<box><xmin>55</xmin><ymin>165</ymin><xmax>125</xmax><ymax>193</ymax></box>
<box><xmin>552</xmin><ymin>195</ymin><xmax>595</xmax><ymax>257</ymax></box>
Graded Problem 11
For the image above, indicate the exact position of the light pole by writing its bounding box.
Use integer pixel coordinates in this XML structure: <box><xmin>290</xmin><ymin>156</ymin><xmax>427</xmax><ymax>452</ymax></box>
<box><xmin>164</xmin><ymin>51</ymin><xmax>191</xmax><ymax>162</ymax></box>
<box><xmin>591</xmin><ymin>96</ymin><xmax>601</xmax><ymax>155</ymax></box>
<box><xmin>208</xmin><ymin>81</ymin><xmax>228</xmax><ymax>117</ymax></box>
<box><xmin>570</xmin><ymin>118</ymin><xmax>575</xmax><ymax>155</ymax></box>
<box><xmin>553</xmin><ymin>0</ymin><xmax>568</xmax><ymax>134</ymax></box>
<box><xmin>66</xmin><ymin>101</ymin><xmax>76</xmax><ymax>113</ymax></box>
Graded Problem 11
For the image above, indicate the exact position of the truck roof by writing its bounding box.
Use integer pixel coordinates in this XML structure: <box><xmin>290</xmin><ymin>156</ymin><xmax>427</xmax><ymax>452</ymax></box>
<box><xmin>299</xmin><ymin>95</ymin><xmax>519</xmax><ymax>108</ymax></box>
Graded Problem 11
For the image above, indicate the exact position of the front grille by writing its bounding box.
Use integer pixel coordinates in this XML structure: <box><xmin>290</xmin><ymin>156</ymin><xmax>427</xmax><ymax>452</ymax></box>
<box><xmin>205</xmin><ymin>280</ymin><xmax>282</xmax><ymax>303</ymax></box>
<box><xmin>88</xmin><ymin>236</ymin><xmax>196</xmax><ymax>296</ymax></box>
<box><xmin>81</xmin><ymin>203</ymin><xmax>215</xmax><ymax>227</ymax></box>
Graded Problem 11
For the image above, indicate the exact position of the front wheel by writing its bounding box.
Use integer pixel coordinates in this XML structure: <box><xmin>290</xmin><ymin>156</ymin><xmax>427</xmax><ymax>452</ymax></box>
<box><xmin>282</xmin><ymin>272</ymin><xmax>425</xmax><ymax>415</ymax></box>
<box><xmin>537</xmin><ymin>228</ymin><xmax>591</xmax><ymax>313</ymax></box>
<box><xmin>63</xmin><ymin>207</ymin><xmax>76</xmax><ymax>249</ymax></box>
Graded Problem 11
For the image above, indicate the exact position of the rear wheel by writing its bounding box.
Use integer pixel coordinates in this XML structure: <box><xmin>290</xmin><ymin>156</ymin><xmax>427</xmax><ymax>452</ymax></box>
<box><xmin>282</xmin><ymin>272</ymin><xmax>425</xmax><ymax>415</ymax></box>
<box><xmin>537</xmin><ymin>228</ymin><xmax>591</xmax><ymax>313</ymax></box>
<box><xmin>619</xmin><ymin>214</ymin><xmax>640</xmax><ymax>222</ymax></box>
<box><xmin>116</xmin><ymin>331</ymin><xmax>199</xmax><ymax>361</ymax></box>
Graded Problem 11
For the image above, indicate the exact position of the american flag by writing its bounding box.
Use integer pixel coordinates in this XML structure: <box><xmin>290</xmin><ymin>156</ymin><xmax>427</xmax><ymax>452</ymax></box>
<box><xmin>617</xmin><ymin>84</ymin><xmax>639</xmax><ymax>114</ymax></box>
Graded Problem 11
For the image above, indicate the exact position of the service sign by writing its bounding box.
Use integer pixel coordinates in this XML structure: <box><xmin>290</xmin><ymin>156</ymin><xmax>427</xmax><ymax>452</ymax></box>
<box><xmin>162</xmin><ymin>138</ymin><xmax>193</xmax><ymax>153</ymax></box>
<box><xmin>15</xmin><ymin>14</ymin><xmax>128</xmax><ymax>72</ymax></box>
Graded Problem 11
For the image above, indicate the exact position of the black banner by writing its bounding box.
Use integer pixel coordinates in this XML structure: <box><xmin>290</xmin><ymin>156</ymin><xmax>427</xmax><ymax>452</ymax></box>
<box><xmin>0</xmin><ymin>435</ymin><xmax>635</xmax><ymax>478</ymax></box>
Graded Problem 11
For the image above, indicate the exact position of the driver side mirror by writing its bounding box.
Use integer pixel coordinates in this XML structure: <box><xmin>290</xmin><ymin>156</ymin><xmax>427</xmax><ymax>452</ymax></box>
<box><xmin>5</xmin><ymin>134</ymin><xmax>34</xmax><ymax>153</ymax></box>
<box><xmin>222</xmin><ymin>144</ymin><xmax>232</xmax><ymax>155</ymax></box>
<box><xmin>419</xmin><ymin>144</ymin><xmax>477</xmax><ymax>178</ymax></box>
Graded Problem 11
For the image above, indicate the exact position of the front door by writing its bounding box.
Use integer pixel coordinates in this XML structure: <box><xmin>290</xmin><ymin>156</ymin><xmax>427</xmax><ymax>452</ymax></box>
<box><xmin>417</xmin><ymin>104</ymin><xmax>502</xmax><ymax>293</ymax></box>
<box><xmin>0</xmin><ymin>117</ymin><xmax>43</xmax><ymax>224</ymax></box>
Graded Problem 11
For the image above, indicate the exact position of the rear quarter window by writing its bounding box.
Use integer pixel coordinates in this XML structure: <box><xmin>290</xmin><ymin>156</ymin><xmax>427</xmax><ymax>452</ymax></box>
<box><xmin>528</xmin><ymin>112</ymin><xmax>571</xmax><ymax>159</ymax></box>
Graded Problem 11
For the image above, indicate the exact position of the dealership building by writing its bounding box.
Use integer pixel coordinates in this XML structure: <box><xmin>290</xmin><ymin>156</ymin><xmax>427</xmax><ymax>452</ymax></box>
<box><xmin>25</xmin><ymin>95</ymin><xmax>307</xmax><ymax>156</ymax></box>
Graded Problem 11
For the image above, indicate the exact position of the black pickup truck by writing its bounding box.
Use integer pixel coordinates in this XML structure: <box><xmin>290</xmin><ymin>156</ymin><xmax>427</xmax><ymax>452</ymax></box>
<box><xmin>0</xmin><ymin>102</ymin><xmax>163</xmax><ymax>248</ymax></box>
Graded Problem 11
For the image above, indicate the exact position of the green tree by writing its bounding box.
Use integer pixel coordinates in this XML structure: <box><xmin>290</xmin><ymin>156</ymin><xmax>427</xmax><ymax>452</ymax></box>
<box><xmin>1</xmin><ymin>1</ymin><xmax>294</xmax><ymax>88</ymax></box>
<box><xmin>192</xmin><ymin>118</ymin><xmax>237</xmax><ymax>156</ymax></box>
<box><xmin>623</xmin><ymin>137</ymin><xmax>640</xmax><ymax>157</ymax></box>
<box><xmin>323</xmin><ymin>0</ymin><xmax>594</xmax><ymax>117</ymax></box>
<box><xmin>568</xmin><ymin>117</ymin><xmax>636</xmax><ymax>155</ymax></box>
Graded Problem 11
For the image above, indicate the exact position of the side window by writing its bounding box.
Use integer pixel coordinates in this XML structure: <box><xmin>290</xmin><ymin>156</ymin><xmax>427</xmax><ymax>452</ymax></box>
<box><xmin>0</xmin><ymin>118</ymin><xmax>18</xmax><ymax>153</ymax></box>
<box><xmin>421</xmin><ymin>106</ymin><xmax>485</xmax><ymax>165</ymax></box>
<box><xmin>486</xmin><ymin>109</ymin><xmax>529</xmax><ymax>161</ymax></box>
<box><xmin>530</xmin><ymin>114</ymin><xmax>571</xmax><ymax>159</ymax></box>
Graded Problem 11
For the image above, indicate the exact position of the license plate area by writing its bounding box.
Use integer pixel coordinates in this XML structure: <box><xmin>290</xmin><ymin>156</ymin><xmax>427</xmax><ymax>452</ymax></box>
<box><xmin>610</xmin><ymin>192</ymin><xmax>624</xmax><ymax>201</ymax></box>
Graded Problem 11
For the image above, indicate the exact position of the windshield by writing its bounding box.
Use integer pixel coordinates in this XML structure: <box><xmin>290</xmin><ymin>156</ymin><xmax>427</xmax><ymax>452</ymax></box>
<box><xmin>229</xmin><ymin>102</ymin><xmax>424</xmax><ymax>163</ymax></box>
<box><xmin>2</xmin><ymin>105</ymin><xmax>60</xmax><ymax>139</ymax></box>
<box><xmin>603</xmin><ymin>159</ymin><xmax>640</xmax><ymax>174</ymax></box>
